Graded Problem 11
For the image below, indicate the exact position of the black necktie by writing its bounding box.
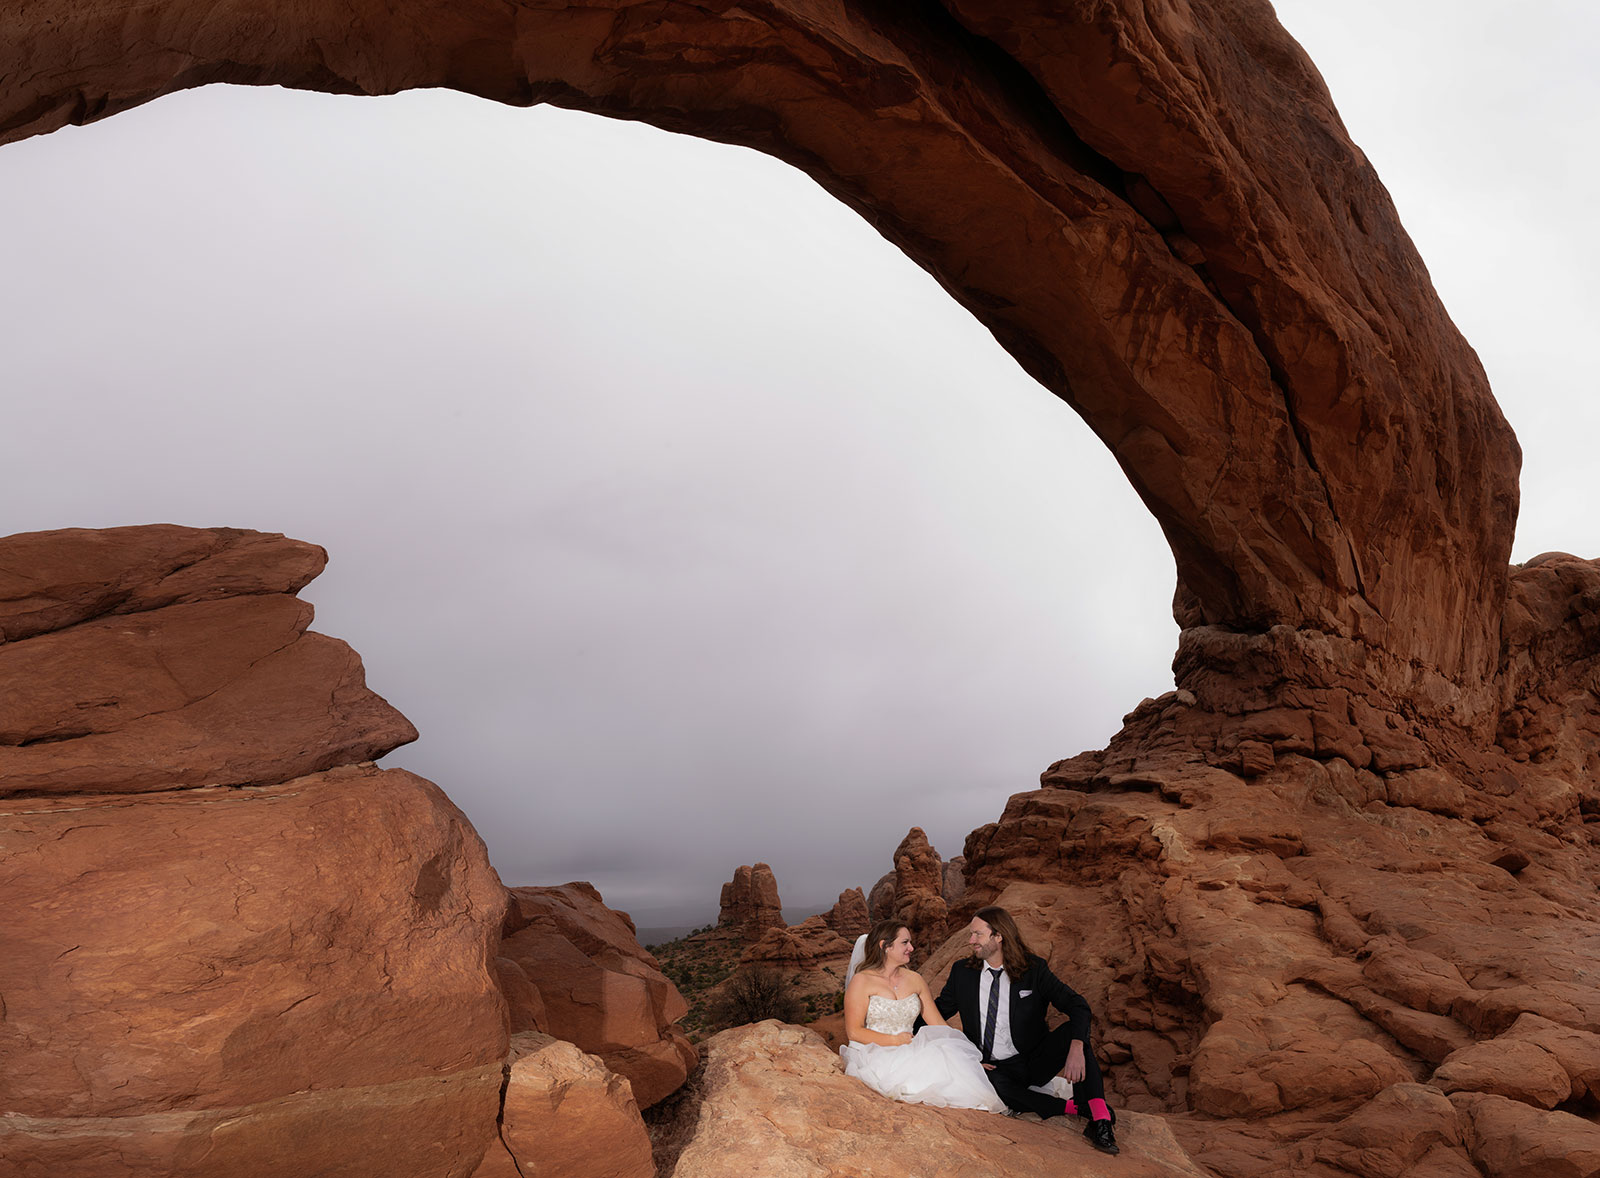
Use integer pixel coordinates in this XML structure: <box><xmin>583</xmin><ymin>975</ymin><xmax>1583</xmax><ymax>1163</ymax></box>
<box><xmin>981</xmin><ymin>968</ymin><xmax>1002</xmax><ymax>1059</ymax></box>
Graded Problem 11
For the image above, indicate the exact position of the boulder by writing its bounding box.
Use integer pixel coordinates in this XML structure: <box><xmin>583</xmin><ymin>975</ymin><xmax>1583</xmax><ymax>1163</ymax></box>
<box><xmin>1450</xmin><ymin>1091</ymin><xmax>1600</xmax><ymax>1178</ymax></box>
<box><xmin>1501</xmin><ymin>1012</ymin><xmax>1600</xmax><ymax>1101</ymax></box>
<box><xmin>0</xmin><ymin>765</ymin><xmax>509</xmax><ymax>1177</ymax></box>
<box><xmin>1433</xmin><ymin>1039</ymin><xmax>1571</xmax><ymax>1109</ymax></box>
<box><xmin>670</xmin><ymin>1021</ymin><xmax>1211</xmax><ymax>1178</ymax></box>
<box><xmin>469</xmin><ymin>1032</ymin><xmax>654</xmax><ymax>1178</ymax></box>
<box><xmin>500</xmin><ymin>882</ymin><xmax>694</xmax><ymax>1107</ymax></box>
<box><xmin>1306</xmin><ymin>1083</ymin><xmax>1465</xmax><ymax>1178</ymax></box>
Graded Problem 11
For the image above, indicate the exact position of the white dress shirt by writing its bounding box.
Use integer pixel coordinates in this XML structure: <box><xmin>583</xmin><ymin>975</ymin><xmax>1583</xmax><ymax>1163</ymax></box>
<box><xmin>977</xmin><ymin>964</ymin><xmax>1019</xmax><ymax>1061</ymax></box>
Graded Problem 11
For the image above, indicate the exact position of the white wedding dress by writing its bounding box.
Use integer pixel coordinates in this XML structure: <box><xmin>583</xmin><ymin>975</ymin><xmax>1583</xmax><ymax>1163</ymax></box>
<box><xmin>838</xmin><ymin>993</ymin><xmax>1007</xmax><ymax>1112</ymax></box>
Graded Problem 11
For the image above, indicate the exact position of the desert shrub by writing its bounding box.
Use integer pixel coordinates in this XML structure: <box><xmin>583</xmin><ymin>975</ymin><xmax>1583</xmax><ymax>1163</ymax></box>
<box><xmin>708</xmin><ymin>965</ymin><xmax>806</xmax><ymax>1027</ymax></box>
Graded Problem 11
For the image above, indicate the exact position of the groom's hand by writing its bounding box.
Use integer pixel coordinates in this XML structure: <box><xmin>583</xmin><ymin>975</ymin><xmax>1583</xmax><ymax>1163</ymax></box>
<box><xmin>1063</xmin><ymin>1041</ymin><xmax>1087</xmax><ymax>1084</ymax></box>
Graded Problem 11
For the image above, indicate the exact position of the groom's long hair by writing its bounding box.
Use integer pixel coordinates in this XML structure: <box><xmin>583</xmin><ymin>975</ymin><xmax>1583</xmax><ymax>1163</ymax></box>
<box><xmin>971</xmin><ymin>905</ymin><xmax>1035</xmax><ymax>980</ymax></box>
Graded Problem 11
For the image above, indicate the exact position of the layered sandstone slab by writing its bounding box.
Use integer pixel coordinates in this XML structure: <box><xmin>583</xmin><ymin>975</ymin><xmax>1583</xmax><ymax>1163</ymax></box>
<box><xmin>670</xmin><ymin>1020</ymin><xmax>1210</xmax><ymax>1178</ymax></box>
<box><xmin>0</xmin><ymin>525</ymin><xmax>326</xmax><ymax>642</ymax></box>
<box><xmin>500</xmin><ymin>882</ymin><xmax>695</xmax><ymax>1108</ymax></box>
<box><xmin>0</xmin><ymin>764</ymin><xmax>509</xmax><ymax>1177</ymax></box>
<box><xmin>0</xmin><ymin>4</ymin><xmax>1521</xmax><ymax>730</ymax></box>
<box><xmin>0</xmin><ymin>527</ymin><xmax>416</xmax><ymax>795</ymax></box>
<box><xmin>742</xmin><ymin>915</ymin><xmax>855</xmax><ymax>969</ymax></box>
<box><xmin>946</xmin><ymin>743</ymin><xmax>1600</xmax><ymax>1177</ymax></box>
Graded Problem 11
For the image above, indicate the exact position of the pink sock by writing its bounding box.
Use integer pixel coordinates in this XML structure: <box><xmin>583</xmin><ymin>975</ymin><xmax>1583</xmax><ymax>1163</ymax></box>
<box><xmin>1089</xmin><ymin>1098</ymin><xmax>1112</xmax><ymax>1122</ymax></box>
<box><xmin>1061</xmin><ymin>1098</ymin><xmax>1077</xmax><ymax>1116</ymax></box>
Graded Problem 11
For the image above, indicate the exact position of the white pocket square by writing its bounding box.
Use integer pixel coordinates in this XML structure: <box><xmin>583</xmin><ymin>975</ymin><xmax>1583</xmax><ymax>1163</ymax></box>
<box><xmin>1018</xmin><ymin>989</ymin><xmax>1033</xmax><ymax>997</ymax></box>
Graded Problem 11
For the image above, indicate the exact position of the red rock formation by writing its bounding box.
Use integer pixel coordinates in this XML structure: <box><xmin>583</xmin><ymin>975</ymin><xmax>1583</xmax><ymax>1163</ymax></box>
<box><xmin>3</xmin><ymin>1</ymin><xmax>1597</xmax><ymax>1173</ymax></box>
<box><xmin>0</xmin><ymin>527</ymin><xmax>416</xmax><ymax>794</ymax></box>
<box><xmin>866</xmin><ymin>869</ymin><xmax>897</xmax><ymax>923</ymax></box>
<box><xmin>670</xmin><ymin>1021</ymin><xmax>1209</xmax><ymax>1178</ymax></box>
<box><xmin>824</xmin><ymin>887</ymin><xmax>869</xmax><ymax>938</ymax></box>
<box><xmin>716</xmin><ymin>862</ymin><xmax>786</xmax><ymax>939</ymax></box>
<box><xmin>0</xmin><ymin>524</ymin><xmax>326</xmax><ymax>642</ymax></box>
<box><xmin>0</xmin><ymin>527</ymin><xmax>509</xmax><ymax>1177</ymax></box>
<box><xmin>942</xmin><ymin>855</ymin><xmax>967</xmax><ymax>911</ymax></box>
<box><xmin>0</xmin><ymin>764</ymin><xmax>508</xmax><ymax>1177</ymax></box>
<box><xmin>863</xmin><ymin>827</ymin><xmax>962</xmax><ymax>962</ymax></box>
<box><xmin>469</xmin><ymin>1033</ymin><xmax>654</xmax><ymax>1178</ymax></box>
<box><xmin>741</xmin><ymin>915</ymin><xmax>854</xmax><ymax>969</ymax></box>
<box><xmin>1496</xmin><ymin>553</ymin><xmax>1600</xmax><ymax>781</ymax></box>
<box><xmin>940</xmin><ymin>740</ymin><xmax>1600</xmax><ymax>1177</ymax></box>
<box><xmin>0</xmin><ymin>4</ymin><xmax>1523</xmax><ymax>743</ymax></box>
<box><xmin>500</xmin><ymin>882</ymin><xmax>695</xmax><ymax>1108</ymax></box>
<box><xmin>887</xmin><ymin>827</ymin><xmax>949</xmax><ymax>960</ymax></box>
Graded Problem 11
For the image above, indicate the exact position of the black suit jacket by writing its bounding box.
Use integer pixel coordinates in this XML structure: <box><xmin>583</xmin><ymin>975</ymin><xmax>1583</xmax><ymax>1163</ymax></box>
<box><xmin>935</xmin><ymin>955</ymin><xmax>1092</xmax><ymax>1077</ymax></box>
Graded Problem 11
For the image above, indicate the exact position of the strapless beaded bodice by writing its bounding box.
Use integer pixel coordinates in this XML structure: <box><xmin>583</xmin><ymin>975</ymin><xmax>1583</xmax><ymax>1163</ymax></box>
<box><xmin>864</xmin><ymin>993</ymin><xmax>922</xmax><ymax>1035</ymax></box>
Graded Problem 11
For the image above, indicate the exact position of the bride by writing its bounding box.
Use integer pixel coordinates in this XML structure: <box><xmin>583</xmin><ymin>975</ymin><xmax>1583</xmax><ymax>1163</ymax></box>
<box><xmin>839</xmin><ymin>920</ymin><xmax>1006</xmax><ymax>1112</ymax></box>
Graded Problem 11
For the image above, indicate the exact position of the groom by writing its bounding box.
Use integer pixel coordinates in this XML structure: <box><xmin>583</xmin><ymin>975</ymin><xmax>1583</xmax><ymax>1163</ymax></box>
<box><xmin>935</xmin><ymin>905</ymin><xmax>1119</xmax><ymax>1155</ymax></box>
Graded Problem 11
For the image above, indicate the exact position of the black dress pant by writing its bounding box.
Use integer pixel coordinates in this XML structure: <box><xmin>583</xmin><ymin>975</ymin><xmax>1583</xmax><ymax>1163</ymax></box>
<box><xmin>985</xmin><ymin>1022</ymin><xmax>1110</xmax><ymax>1120</ymax></box>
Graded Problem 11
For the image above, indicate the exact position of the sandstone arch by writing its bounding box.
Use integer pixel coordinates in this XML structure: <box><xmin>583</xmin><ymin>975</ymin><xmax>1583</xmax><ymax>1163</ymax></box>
<box><xmin>9</xmin><ymin>7</ymin><xmax>1600</xmax><ymax>1178</ymax></box>
<box><xmin>1</xmin><ymin>0</ymin><xmax>1520</xmax><ymax>739</ymax></box>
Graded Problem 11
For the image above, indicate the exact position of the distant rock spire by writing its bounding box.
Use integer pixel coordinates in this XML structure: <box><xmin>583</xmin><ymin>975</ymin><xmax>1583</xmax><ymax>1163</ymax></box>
<box><xmin>717</xmin><ymin>862</ymin><xmax>786</xmax><ymax>938</ymax></box>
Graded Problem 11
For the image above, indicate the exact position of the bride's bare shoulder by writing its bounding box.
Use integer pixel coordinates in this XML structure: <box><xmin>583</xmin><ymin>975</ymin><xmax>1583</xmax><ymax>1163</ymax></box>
<box><xmin>847</xmin><ymin>971</ymin><xmax>885</xmax><ymax>996</ymax></box>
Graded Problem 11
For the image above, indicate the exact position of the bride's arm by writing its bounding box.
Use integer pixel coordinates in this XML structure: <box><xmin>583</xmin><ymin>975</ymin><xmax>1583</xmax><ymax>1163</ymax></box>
<box><xmin>912</xmin><ymin>972</ymin><xmax>950</xmax><ymax>1027</ymax></box>
<box><xmin>844</xmin><ymin>977</ymin><xmax>913</xmax><ymax>1046</ymax></box>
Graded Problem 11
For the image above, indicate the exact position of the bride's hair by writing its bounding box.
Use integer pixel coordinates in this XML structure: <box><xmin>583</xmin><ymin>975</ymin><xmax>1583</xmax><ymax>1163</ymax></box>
<box><xmin>972</xmin><ymin>905</ymin><xmax>1034</xmax><ymax>980</ymax></box>
<box><xmin>857</xmin><ymin>920</ymin><xmax>909</xmax><ymax>973</ymax></box>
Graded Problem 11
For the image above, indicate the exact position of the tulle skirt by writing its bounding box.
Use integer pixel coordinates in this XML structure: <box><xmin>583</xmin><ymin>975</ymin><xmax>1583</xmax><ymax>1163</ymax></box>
<box><xmin>839</xmin><ymin>1026</ymin><xmax>1007</xmax><ymax>1112</ymax></box>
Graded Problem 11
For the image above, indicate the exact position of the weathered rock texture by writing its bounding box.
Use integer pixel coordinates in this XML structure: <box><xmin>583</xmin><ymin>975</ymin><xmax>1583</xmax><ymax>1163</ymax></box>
<box><xmin>469</xmin><ymin>1032</ymin><xmax>654</xmax><ymax>1178</ymax></box>
<box><xmin>0</xmin><ymin>764</ymin><xmax>509</xmax><ymax>1176</ymax></box>
<box><xmin>937</xmin><ymin>739</ymin><xmax>1600</xmax><ymax>1178</ymax></box>
<box><xmin>742</xmin><ymin>915</ymin><xmax>855</xmax><ymax>971</ymax></box>
<box><xmin>0</xmin><ymin>526</ymin><xmax>513</xmax><ymax>1178</ymax></box>
<box><xmin>0</xmin><ymin>526</ymin><xmax>416</xmax><ymax>793</ymax></box>
<box><xmin>2</xmin><ymin>3</ymin><xmax>1597</xmax><ymax>1176</ymax></box>
<box><xmin>716</xmin><ymin>861</ymin><xmax>786</xmax><ymax>938</ymax></box>
<box><xmin>669</xmin><ymin>1020</ymin><xmax>1210</xmax><ymax>1178</ymax></box>
<box><xmin>500</xmin><ymin>882</ymin><xmax>695</xmax><ymax>1108</ymax></box>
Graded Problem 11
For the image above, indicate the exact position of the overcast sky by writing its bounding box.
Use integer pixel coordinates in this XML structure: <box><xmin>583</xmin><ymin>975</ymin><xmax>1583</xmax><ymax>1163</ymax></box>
<box><xmin>2</xmin><ymin>2</ymin><xmax>1594</xmax><ymax>925</ymax></box>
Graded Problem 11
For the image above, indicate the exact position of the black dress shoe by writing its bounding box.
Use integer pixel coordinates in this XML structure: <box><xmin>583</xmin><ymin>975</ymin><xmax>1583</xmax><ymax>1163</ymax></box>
<box><xmin>1084</xmin><ymin>1118</ymin><xmax>1119</xmax><ymax>1155</ymax></box>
